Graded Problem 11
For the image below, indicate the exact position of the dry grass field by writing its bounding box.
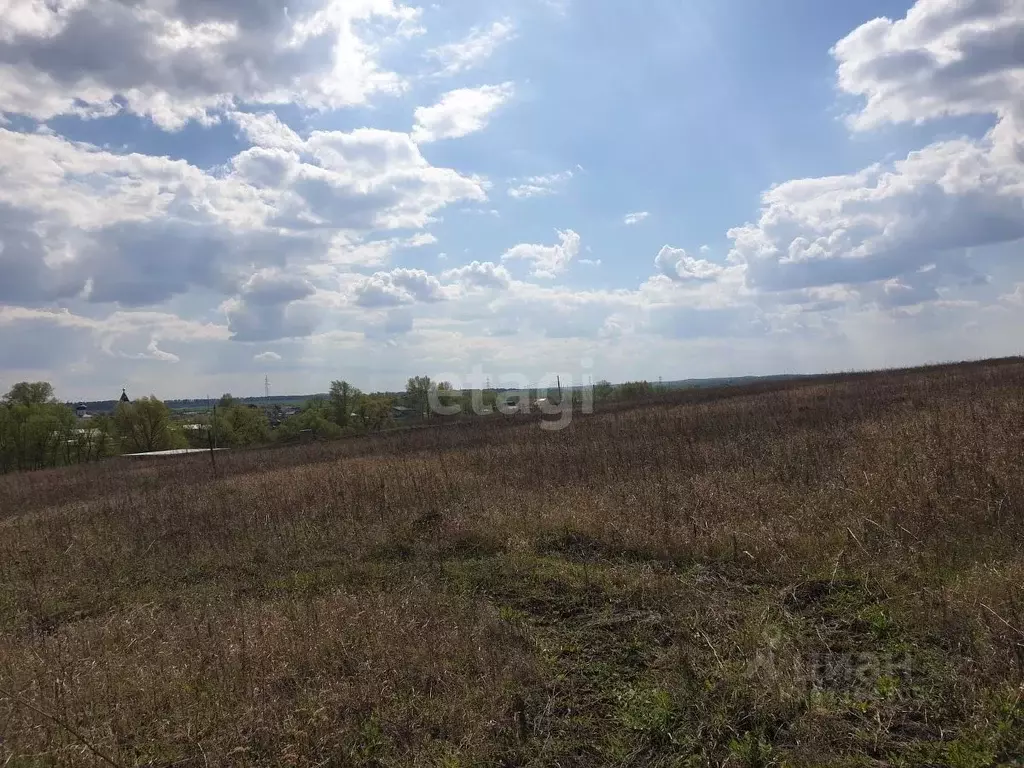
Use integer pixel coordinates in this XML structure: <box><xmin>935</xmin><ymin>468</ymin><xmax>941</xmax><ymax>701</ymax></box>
<box><xmin>2</xmin><ymin>359</ymin><xmax>1023</xmax><ymax>766</ymax></box>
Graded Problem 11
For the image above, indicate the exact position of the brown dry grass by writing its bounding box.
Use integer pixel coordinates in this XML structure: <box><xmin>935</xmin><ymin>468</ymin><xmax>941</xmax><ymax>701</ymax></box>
<box><xmin>2</xmin><ymin>358</ymin><xmax>1023</xmax><ymax>766</ymax></box>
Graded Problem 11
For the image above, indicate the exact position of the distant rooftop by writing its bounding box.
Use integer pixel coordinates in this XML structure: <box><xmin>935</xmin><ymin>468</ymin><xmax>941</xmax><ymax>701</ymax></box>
<box><xmin>123</xmin><ymin>448</ymin><xmax>226</xmax><ymax>458</ymax></box>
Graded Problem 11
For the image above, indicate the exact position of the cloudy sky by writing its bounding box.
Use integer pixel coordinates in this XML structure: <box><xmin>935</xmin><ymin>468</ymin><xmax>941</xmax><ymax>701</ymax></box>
<box><xmin>1</xmin><ymin>0</ymin><xmax>1022</xmax><ymax>400</ymax></box>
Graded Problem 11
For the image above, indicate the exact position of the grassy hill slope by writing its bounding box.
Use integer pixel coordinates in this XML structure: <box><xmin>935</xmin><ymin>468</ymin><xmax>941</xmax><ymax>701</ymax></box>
<box><xmin>2</xmin><ymin>358</ymin><xmax>1023</xmax><ymax>766</ymax></box>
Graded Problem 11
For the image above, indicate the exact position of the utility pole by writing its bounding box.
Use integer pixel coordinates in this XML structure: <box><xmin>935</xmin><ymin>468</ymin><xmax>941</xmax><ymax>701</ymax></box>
<box><xmin>206</xmin><ymin>395</ymin><xmax>217</xmax><ymax>451</ymax></box>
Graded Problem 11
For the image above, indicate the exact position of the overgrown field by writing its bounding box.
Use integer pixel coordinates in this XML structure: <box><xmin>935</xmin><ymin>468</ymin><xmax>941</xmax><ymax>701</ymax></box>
<box><xmin>2</xmin><ymin>359</ymin><xmax>1023</xmax><ymax>766</ymax></box>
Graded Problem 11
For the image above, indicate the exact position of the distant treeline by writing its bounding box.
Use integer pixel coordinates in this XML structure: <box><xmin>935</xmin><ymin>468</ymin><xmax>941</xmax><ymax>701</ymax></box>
<box><xmin>1</xmin><ymin>371</ymin><xmax>822</xmax><ymax>473</ymax></box>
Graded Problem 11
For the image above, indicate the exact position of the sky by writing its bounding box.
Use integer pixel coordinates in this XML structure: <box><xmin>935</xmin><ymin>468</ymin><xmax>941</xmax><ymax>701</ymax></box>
<box><xmin>0</xmin><ymin>0</ymin><xmax>1022</xmax><ymax>400</ymax></box>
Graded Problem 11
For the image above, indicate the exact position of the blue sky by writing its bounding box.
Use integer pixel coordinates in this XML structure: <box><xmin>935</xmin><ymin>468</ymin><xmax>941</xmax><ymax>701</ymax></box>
<box><xmin>1</xmin><ymin>0</ymin><xmax>1022</xmax><ymax>399</ymax></box>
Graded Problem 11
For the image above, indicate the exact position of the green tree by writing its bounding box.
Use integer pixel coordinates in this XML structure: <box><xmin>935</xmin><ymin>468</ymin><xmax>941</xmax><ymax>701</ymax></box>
<box><xmin>616</xmin><ymin>381</ymin><xmax>656</xmax><ymax>400</ymax></box>
<box><xmin>329</xmin><ymin>380</ymin><xmax>363</xmax><ymax>428</ymax></box>
<box><xmin>276</xmin><ymin>398</ymin><xmax>342</xmax><ymax>441</ymax></box>
<box><xmin>3</xmin><ymin>381</ymin><xmax>55</xmax><ymax>407</ymax></box>
<box><xmin>468</xmin><ymin>388</ymin><xmax>499</xmax><ymax>415</ymax></box>
<box><xmin>0</xmin><ymin>382</ymin><xmax>75</xmax><ymax>471</ymax></box>
<box><xmin>213</xmin><ymin>404</ymin><xmax>270</xmax><ymax>447</ymax></box>
<box><xmin>114</xmin><ymin>396</ymin><xmax>185</xmax><ymax>453</ymax></box>
<box><xmin>430</xmin><ymin>381</ymin><xmax>461</xmax><ymax>417</ymax></box>
<box><xmin>0</xmin><ymin>405</ymin><xmax>12</xmax><ymax>471</ymax></box>
<box><xmin>406</xmin><ymin>375</ymin><xmax>433</xmax><ymax>418</ymax></box>
<box><xmin>65</xmin><ymin>415</ymin><xmax>117</xmax><ymax>465</ymax></box>
<box><xmin>593</xmin><ymin>380</ymin><xmax>615</xmax><ymax>401</ymax></box>
<box><xmin>233</xmin><ymin>406</ymin><xmax>270</xmax><ymax>446</ymax></box>
<box><xmin>355</xmin><ymin>393</ymin><xmax>394</xmax><ymax>432</ymax></box>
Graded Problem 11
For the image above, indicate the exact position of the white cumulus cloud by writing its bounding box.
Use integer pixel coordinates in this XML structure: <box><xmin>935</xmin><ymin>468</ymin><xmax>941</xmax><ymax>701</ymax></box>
<box><xmin>0</xmin><ymin>0</ymin><xmax>423</xmax><ymax>129</ymax></box>
<box><xmin>426</xmin><ymin>19</ymin><xmax>516</xmax><ymax>75</ymax></box>
<box><xmin>508</xmin><ymin>171</ymin><xmax>573</xmax><ymax>199</ymax></box>
<box><xmin>442</xmin><ymin>260</ymin><xmax>512</xmax><ymax>290</ymax></box>
<box><xmin>353</xmin><ymin>268</ymin><xmax>448</xmax><ymax>308</ymax></box>
<box><xmin>0</xmin><ymin>122</ymin><xmax>485</xmax><ymax>310</ymax></box>
<box><xmin>655</xmin><ymin>246</ymin><xmax>725</xmax><ymax>282</ymax></box>
<box><xmin>727</xmin><ymin>0</ymin><xmax>1024</xmax><ymax>308</ymax></box>
<box><xmin>833</xmin><ymin>0</ymin><xmax>1024</xmax><ymax>131</ymax></box>
<box><xmin>412</xmin><ymin>83</ymin><xmax>515</xmax><ymax>143</ymax></box>
<box><xmin>502</xmin><ymin>229</ymin><xmax>581</xmax><ymax>279</ymax></box>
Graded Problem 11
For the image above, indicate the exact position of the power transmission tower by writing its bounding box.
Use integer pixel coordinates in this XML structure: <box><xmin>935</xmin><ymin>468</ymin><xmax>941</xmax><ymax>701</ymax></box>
<box><xmin>264</xmin><ymin>375</ymin><xmax>270</xmax><ymax>400</ymax></box>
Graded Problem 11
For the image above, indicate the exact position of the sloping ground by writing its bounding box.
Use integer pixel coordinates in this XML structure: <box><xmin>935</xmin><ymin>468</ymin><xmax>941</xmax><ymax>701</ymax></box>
<box><xmin>2</xmin><ymin>359</ymin><xmax>1023</xmax><ymax>766</ymax></box>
